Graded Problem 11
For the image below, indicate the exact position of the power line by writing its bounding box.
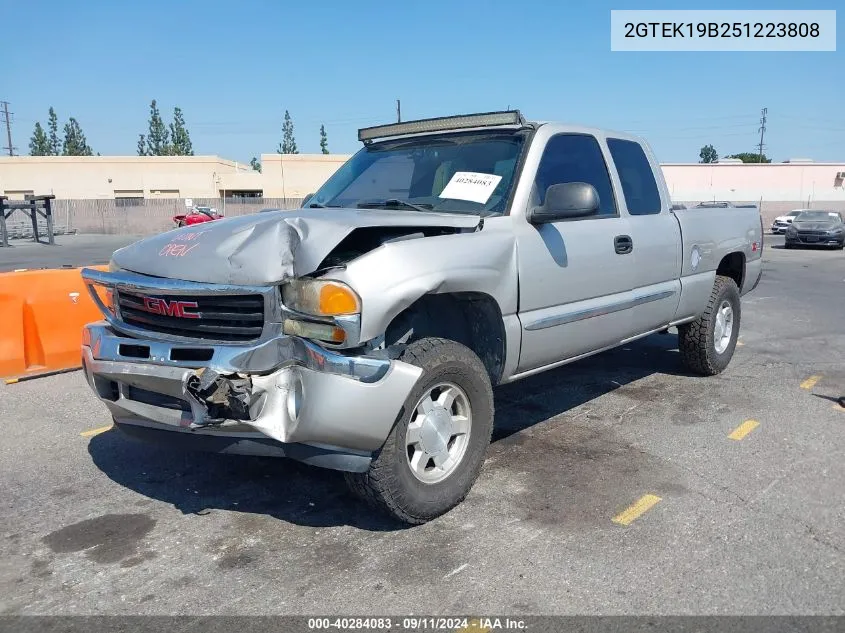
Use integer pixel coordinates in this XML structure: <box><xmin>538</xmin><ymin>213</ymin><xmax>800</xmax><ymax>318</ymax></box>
<box><xmin>1</xmin><ymin>101</ymin><xmax>17</xmax><ymax>156</ymax></box>
<box><xmin>757</xmin><ymin>107</ymin><xmax>767</xmax><ymax>160</ymax></box>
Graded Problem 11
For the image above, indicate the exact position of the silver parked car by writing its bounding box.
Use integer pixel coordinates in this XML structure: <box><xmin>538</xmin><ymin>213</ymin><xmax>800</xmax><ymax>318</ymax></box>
<box><xmin>81</xmin><ymin>111</ymin><xmax>764</xmax><ymax>524</ymax></box>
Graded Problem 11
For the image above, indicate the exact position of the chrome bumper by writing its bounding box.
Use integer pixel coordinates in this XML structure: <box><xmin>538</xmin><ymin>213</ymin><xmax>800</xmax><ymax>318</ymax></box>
<box><xmin>81</xmin><ymin>323</ymin><xmax>423</xmax><ymax>467</ymax></box>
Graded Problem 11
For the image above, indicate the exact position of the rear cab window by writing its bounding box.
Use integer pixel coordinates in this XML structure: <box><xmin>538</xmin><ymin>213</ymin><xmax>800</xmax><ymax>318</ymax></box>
<box><xmin>606</xmin><ymin>138</ymin><xmax>663</xmax><ymax>216</ymax></box>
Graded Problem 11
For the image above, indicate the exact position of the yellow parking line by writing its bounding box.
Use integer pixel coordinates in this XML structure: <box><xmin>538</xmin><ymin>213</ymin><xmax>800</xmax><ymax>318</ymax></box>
<box><xmin>80</xmin><ymin>424</ymin><xmax>113</xmax><ymax>438</ymax></box>
<box><xmin>800</xmin><ymin>375</ymin><xmax>822</xmax><ymax>390</ymax></box>
<box><xmin>833</xmin><ymin>404</ymin><xmax>845</xmax><ymax>413</ymax></box>
<box><xmin>728</xmin><ymin>419</ymin><xmax>760</xmax><ymax>441</ymax></box>
<box><xmin>612</xmin><ymin>494</ymin><xmax>662</xmax><ymax>526</ymax></box>
<box><xmin>736</xmin><ymin>341</ymin><xmax>745</xmax><ymax>347</ymax></box>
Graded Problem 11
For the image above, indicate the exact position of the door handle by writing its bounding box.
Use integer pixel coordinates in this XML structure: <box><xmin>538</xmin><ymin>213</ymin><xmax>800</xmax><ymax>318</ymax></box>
<box><xmin>614</xmin><ymin>235</ymin><xmax>633</xmax><ymax>255</ymax></box>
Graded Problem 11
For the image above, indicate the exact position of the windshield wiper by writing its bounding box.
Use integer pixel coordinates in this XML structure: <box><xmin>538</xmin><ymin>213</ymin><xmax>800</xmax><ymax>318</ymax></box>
<box><xmin>356</xmin><ymin>199</ymin><xmax>433</xmax><ymax>213</ymax></box>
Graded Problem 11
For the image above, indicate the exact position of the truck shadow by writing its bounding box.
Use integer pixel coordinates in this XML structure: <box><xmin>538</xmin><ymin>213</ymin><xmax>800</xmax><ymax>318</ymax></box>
<box><xmin>87</xmin><ymin>332</ymin><xmax>688</xmax><ymax>532</ymax></box>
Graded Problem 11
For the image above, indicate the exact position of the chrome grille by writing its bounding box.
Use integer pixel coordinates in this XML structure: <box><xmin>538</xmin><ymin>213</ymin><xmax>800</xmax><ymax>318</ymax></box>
<box><xmin>117</xmin><ymin>290</ymin><xmax>265</xmax><ymax>342</ymax></box>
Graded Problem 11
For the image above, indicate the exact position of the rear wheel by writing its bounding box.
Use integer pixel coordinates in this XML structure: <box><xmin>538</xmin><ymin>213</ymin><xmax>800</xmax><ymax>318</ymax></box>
<box><xmin>345</xmin><ymin>337</ymin><xmax>494</xmax><ymax>524</ymax></box>
<box><xmin>678</xmin><ymin>275</ymin><xmax>741</xmax><ymax>376</ymax></box>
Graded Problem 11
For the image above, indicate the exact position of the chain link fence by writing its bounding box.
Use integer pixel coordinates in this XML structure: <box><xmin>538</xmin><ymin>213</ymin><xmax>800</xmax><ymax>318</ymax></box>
<box><xmin>2</xmin><ymin>197</ymin><xmax>305</xmax><ymax>238</ymax></box>
<box><xmin>3</xmin><ymin>197</ymin><xmax>843</xmax><ymax>240</ymax></box>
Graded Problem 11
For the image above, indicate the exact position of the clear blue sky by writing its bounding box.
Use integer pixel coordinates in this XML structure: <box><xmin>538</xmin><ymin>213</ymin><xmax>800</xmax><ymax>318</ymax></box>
<box><xmin>5</xmin><ymin>0</ymin><xmax>843</xmax><ymax>163</ymax></box>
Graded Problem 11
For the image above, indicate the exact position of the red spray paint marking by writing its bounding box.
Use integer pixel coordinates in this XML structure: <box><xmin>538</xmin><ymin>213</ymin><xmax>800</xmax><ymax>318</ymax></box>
<box><xmin>159</xmin><ymin>242</ymin><xmax>200</xmax><ymax>257</ymax></box>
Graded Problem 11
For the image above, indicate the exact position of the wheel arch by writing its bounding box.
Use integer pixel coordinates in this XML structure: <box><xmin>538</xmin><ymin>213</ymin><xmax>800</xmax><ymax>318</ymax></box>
<box><xmin>384</xmin><ymin>291</ymin><xmax>507</xmax><ymax>386</ymax></box>
<box><xmin>716</xmin><ymin>251</ymin><xmax>745</xmax><ymax>291</ymax></box>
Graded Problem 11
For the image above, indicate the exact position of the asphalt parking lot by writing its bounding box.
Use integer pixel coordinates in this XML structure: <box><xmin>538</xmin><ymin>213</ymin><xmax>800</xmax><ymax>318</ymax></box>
<box><xmin>1</xmin><ymin>234</ymin><xmax>843</xmax><ymax>616</ymax></box>
<box><xmin>0</xmin><ymin>234</ymin><xmax>143</xmax><ymax>272</ymax></box>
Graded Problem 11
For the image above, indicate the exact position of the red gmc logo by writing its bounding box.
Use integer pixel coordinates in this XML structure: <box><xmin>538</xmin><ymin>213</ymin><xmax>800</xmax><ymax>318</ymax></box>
<box><xmin>141</xmin><ymin>297</ymin><xmax>201</xmax><ymax>319</ymax></box>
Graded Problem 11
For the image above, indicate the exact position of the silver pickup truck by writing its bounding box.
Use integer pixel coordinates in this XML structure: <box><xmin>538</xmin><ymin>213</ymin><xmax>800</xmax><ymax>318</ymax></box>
<box><xmin>81</xmin><ymin>111</ymin><xmax>763</xmax><ymax>524</ymax></box>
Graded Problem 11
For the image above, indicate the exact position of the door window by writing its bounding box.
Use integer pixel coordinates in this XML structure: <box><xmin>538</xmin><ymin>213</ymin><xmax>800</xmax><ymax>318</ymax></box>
<box><xmin>533</xmin><ymin>134</ymin><xmax>617</xmax><ymax>217</ymax></box>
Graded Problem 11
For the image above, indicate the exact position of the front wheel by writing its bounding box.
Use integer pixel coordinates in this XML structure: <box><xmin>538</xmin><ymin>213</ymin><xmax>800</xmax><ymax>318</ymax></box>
<box><xmin>678</xmin><ymin>275</ymin><xmax>741</xmax><ymax>376</ymax></box>
<box><xmin>345</xmin><ymin>337</ymin><xmax>494</xmax><ymax>524</ymax></box>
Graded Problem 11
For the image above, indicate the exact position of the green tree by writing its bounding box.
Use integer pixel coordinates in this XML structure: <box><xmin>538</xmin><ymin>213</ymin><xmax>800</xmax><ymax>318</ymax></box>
<box><xmin>169</xmin><ymin>107</ymin><xmax>193</xmax><ymax>156</ymax></box>
<box><xmin>699</xmin><ymin>144</ymin><xmax>718</xmax><ymax>163</ymax></box>
<box><xmin>319</xmin><ymin>124</ymin><xmax>329</xmax><ymax>154</ymax></box>
<box><xmin>143</xmin><ymin>99</ymin><xmax>170</xmax><ymax>155</ymax></box>
<box><xmin>47</xmin><ymin>107</ymin><xmax>61</xmax><ymax>156</ymax></box>
<box><xmin>137</xmin><ymin>134</ymin><xmax>147</xmax><ymax>156</ymax></box>
<box><xmin>62</xmin><ymin>117</ymin><xmax>93</xmax><ymax>155</ymax></box>
<box><xmin>278</xmin><ymin>110</ymin><xmax>298</xmax><ymax>154</ymax></box>
<box><xmin>28</xmin><ymin>122</ymin><xmax>51</xmax><ymax>156</ymax></box>
<box><xmin>250</xmin><ymin>156</ymin><xmax>262</xmax><ymax>173</ymax></box>
<box><xmin>726</xmin><ymin>152</ymin><xmax>771</xmax><ymax>163</ymax></box>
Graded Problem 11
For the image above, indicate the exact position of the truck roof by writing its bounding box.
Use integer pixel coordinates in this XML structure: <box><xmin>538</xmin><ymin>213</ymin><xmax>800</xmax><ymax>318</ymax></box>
<box><xmin>358</xmin><ymin>110</ymin><xmax>645</xmax><ymax>147</ymax></box>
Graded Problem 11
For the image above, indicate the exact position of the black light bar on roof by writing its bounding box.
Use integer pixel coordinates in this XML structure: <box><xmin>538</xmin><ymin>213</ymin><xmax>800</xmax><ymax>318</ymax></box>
<box><xmin>358</xmin><ymin>110</ymin><xmax>526</xmax><ymax>143</ymax></box>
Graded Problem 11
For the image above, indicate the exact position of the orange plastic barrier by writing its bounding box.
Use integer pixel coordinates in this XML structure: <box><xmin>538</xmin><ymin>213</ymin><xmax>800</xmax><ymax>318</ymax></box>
<box><xmin>0</xmin><ymin>266</ymin><xmax>107</xmax><ymax>380</ymax></box>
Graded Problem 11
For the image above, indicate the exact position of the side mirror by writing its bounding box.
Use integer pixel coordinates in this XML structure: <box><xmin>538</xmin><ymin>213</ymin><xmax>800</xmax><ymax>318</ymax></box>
<box><xmin>527</xmin><ymin>182</ymin><xmax>600</xmax><ymax>224</ymax></box>
<box><xmin>301</xmin><ymin>193</ymin><xmax>315</xmax><ymax>208</ymax></box>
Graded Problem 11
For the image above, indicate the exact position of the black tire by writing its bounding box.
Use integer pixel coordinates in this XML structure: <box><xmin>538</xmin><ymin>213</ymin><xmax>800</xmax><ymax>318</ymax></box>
<box><xmin>678</xmin><ymin>275</ymin><xmax>741</xmax><ymax>376</ymax></box>
<box><xmin>784</xmin><ymin>243</ymin><xmax>793</xmax><ymax>249</ymax></box>
<box><xmin>345</xmin><ymin>337</ymin><xmax>494</xmax><ymax>525</ymax></box>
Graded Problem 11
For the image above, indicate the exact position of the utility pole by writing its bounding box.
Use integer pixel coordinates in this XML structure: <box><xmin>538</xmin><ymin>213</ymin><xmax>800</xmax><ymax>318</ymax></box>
<box><xmin>757</xmin><ymin>107</ymin><xmax>767</xmax><ymax>162</ymax></box>
<box><xmin>396</xmin><ymin>99</ymin><xmax>401</xmax><ymax>123</ymax></box>
<box><xmin>1</xmin><ymin>101</ymin><xmax>17</xmax><ymax>156</ymax></box>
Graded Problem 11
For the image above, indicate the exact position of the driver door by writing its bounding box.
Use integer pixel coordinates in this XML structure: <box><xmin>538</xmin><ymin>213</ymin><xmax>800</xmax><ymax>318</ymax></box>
<box><xmin>514</xmin><ymin>133</ymin><xmax>636</xmax><ymax>374</ymax></box>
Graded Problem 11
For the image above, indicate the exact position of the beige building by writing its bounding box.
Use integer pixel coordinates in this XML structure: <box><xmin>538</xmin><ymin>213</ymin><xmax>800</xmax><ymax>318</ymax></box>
<box><xmin>2</xmin><ymin>154</ymin><xmax>844</xmax><ymax>227</ymax></box>
<box><xmin>0</xmin><ymin>154</ymin><xmax>350</xmax><ymax>201</ymax></box>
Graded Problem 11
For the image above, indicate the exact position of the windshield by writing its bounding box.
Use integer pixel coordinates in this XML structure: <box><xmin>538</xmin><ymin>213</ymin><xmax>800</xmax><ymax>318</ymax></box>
<box><xmin>308</xmin><ymin>130</ymin><xmax>529</xmax><ymax>216</ymax></box>
<box><xmin>794</xmin><ymin>211</ymin><xmax>842</xmax><ymax>223</ymax></box>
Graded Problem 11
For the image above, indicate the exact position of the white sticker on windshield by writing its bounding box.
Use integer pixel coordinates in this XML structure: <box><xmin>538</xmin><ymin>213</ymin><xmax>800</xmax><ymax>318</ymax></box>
<box><xmin>438</xmin><ymin>172</ymin><xmax>502</xmax><ymax>204</ymax></box>
<box><xmin>830</xmin><ymin>212</ymin><xmax>839</xmax><ymax>218</ymax></box>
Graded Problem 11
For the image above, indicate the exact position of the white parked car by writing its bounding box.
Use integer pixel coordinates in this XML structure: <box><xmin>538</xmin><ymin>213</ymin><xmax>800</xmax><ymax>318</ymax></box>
<box><xmin>771</xmin><ymin>210</ymin><xmax>807</xmax><ymax>234</ymax></box>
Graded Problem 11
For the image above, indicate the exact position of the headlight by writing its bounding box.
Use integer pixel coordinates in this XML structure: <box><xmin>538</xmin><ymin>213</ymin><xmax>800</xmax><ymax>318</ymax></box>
<box><xmin>828</xmin><ymin>227</ymin><xmax>844</xmax><ymax>235</ymax></box>
<box><xmin>282</xmin><ymin>279</ymin><xmax>360</xmax><ymax>317</ymax></box>
<box><xmin>786</xmin><ymin>226</ymin><xmax>797</xmax><ymax>235</ymax></box>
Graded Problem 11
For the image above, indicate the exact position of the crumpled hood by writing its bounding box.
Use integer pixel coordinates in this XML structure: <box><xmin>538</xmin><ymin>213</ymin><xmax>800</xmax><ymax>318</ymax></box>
<box><xmin>792</xmin><ymin>221</ymin><xmax>840</xmax><ymax>231</ymax></box>
<box><xmin>112</xmin><ymin>208</ymin><xmax>481</xmax><ymax>285</ymax></box>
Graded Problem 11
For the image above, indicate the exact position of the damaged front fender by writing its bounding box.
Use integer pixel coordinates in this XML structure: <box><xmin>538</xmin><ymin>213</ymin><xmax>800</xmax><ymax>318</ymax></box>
<box><xmin>331</xmin><ymin>215</ymin><xmax>519</xmax><ymax>343</ymax></box>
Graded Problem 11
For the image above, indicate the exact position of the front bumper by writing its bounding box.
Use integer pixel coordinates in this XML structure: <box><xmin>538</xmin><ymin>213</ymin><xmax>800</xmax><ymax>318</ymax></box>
<box><xmin>81</xmin><ymin>322</ymin><xmax>423</xmax><ymax>471</ymax></box>
<box><xmin>785</xmin><ymin>234</ymin><xmax>845</xmax><ymax>247</ymax></box>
